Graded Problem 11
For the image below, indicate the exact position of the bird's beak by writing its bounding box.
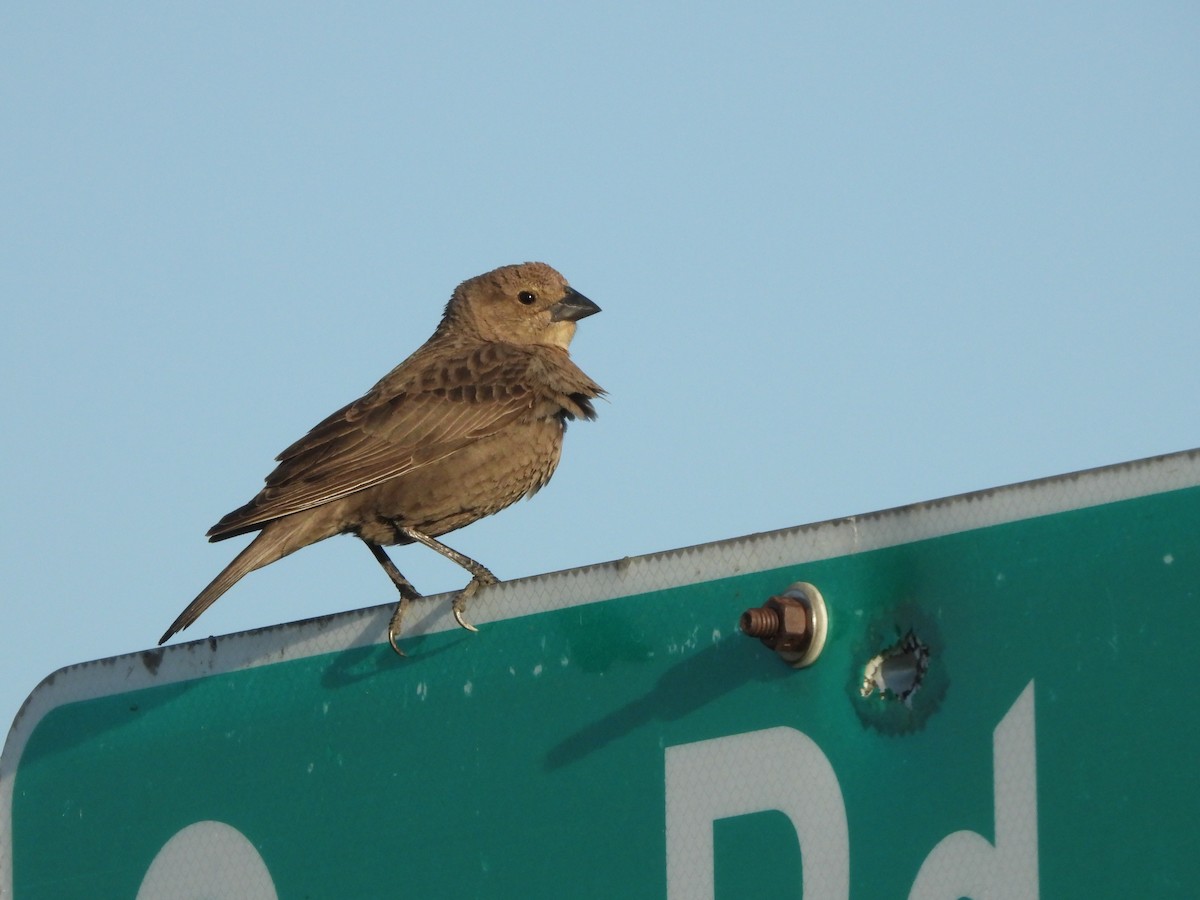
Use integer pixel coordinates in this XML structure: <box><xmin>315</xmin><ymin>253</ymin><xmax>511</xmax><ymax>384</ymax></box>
<box><xmin>550</xmin><ymin>288</ymin><xmax>601</xmax><ymax>322</ymax></box>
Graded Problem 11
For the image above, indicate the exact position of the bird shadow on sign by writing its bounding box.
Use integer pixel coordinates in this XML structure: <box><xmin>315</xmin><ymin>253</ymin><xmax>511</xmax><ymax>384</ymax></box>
<box><xmin>542</xmin><ymin>640</ymin><xmax>793</xmax><ymax>772</ymax></box>
<box><xmin>319</xmin><ymin>609</ymin><xmax>473</xmax><ymax>689</ymax></box>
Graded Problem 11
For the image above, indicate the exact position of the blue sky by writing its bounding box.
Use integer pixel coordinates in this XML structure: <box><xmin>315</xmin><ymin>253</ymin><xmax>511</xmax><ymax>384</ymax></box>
<box><xmin>2</xmin><ymin>3</ymin><xmax>1197</xmax><ymax>737</ymax></box>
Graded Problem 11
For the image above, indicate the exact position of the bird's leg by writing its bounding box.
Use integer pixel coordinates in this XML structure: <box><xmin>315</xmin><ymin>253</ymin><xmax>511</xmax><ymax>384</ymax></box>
<box><xmin>398</xmin><ymin>526</ymin><xmax>498</xmax><ymax>633</ymax></box>
<box><xmin>363</xmin><ymin>539</ymin><xmax>423</xmax><ymax>656</ymax></box>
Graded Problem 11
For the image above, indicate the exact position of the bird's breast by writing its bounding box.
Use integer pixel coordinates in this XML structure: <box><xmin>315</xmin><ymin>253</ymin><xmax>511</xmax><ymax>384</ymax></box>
<box><xmin>356</xmin><ymin>415</ymin><xmax>567</xmax><ymax>542</ymax></box>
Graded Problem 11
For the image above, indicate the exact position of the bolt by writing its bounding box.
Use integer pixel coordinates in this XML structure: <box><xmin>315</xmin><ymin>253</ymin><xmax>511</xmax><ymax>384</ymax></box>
<box><xmin>739</xmin><ymin>605</ymin><xmax>782</xmax><ymax>638</ymax></box>
<box><xmin>741</xmin><ymin>595</ymin><xmax>811</xmax><ymax>652</ymax></box>
<box><xmin>739</xmin><ymin>583</ymin><xmax>829</xmax><ymax>668</ymax></box>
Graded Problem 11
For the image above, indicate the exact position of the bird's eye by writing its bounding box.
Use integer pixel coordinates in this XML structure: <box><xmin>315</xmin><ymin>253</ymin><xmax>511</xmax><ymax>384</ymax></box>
<box><xmin>517</xmin><ymin>291</ymin><xmax>536</xmax><ymax>305</ymax></box>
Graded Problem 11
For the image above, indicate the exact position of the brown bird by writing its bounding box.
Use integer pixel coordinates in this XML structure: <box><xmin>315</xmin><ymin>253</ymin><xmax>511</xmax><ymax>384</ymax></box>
<box><xmin>160</xmin><ymin>262</ymin><xmax>603</xmax><ymax>654</ymax></box>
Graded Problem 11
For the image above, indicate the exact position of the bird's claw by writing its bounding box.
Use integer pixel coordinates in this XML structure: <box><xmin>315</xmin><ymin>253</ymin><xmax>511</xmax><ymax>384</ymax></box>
<box><xmin>384</xmin><ymin>569</ymin><xmax>496</xmax><ymax>649</ymax></box>
<box><xmin>388</xmin><ymin>628</ymin><xmax>407</xmax><ymax>657</ymax></box>
<box><xmin>451</xmin><ymin>574</ymin><xmax>497</xmax><ymax>633</ymax></box>
<box><xmin>386</xmin><ymin>595</ymin><xmax>411</xmax><ymax>657</ymax></box>
<box><xmin>453</xmin><ymin>605</ymin><xmax>481</xmax><ymax>633</ymax></box>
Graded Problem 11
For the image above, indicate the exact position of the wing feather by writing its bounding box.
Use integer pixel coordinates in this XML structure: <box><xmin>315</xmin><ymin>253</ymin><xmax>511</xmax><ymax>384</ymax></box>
<box><xmin>207</xmin><ymin>343</ymin><xmax>541</xmax><ymax>539</ymax></box>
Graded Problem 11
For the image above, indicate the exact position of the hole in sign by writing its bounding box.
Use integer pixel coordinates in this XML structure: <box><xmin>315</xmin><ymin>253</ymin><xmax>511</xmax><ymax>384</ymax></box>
<box><xmin>861</xmin><ymin>629</ymin><xmax>930</xmax><ymax>707</ymax></box>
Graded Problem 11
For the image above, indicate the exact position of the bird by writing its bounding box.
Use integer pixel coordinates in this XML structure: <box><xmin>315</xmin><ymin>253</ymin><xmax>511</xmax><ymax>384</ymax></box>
<box><xmin>159</xmin><ymin>261</ymin><xmax>604</xmax><ymax>655</ymax></box>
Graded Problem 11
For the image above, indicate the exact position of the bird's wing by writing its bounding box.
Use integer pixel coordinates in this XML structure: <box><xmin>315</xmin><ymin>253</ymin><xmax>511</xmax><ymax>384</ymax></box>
<box><xmin>208</xmin><ymin>343</ymin><xmax>542</xmax><ymax>539</ymax></box>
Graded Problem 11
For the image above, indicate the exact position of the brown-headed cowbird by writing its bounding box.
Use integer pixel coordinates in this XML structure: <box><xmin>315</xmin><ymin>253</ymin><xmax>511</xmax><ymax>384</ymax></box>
<box><xmin>160</xmin><ymin>262</ymin><xmax>603</xmax><ymax>654</ymax></box>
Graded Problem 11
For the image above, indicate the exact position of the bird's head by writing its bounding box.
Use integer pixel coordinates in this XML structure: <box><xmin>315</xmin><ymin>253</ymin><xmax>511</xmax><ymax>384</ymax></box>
<box><xmin>443</xmin><ymin>262</ymin><xmax>600</xmax><ymax>349</ymax></box>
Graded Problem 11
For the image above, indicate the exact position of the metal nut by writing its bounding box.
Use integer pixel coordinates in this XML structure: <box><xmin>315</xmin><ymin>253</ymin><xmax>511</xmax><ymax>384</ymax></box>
<box><xmin>739</xmin><ymin>582</ymin><xmax>828</xmax><ymax>668</ymax></box>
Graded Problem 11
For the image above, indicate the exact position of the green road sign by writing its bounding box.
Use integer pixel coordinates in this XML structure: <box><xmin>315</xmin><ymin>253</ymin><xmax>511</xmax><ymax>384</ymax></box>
<box><xmin>3</xmin><ymin>449</ymin><xmax>1198</xmax><ymax>898</ymax></box>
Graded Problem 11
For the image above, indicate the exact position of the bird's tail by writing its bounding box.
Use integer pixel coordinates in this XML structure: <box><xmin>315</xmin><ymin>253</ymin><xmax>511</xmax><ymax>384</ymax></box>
<box><xmin>159</xmin><ymin>520</ymin><xmax>303</xmax><ymax>645</ymax></box>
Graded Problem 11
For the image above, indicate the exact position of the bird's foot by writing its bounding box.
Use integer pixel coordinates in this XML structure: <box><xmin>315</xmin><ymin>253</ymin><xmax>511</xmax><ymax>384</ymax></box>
<box><xmin>364</xmin><ymin>540</ymin><xmax>424</xmax><ymax>656</ymax></box>
<box><xmin>387</xmin><ymin>595</ymin><xmax>413</xmax><ymax>657</ymax></box>
<box><xmin>451</xmin><ymin>571</ymin><xmax>499</xmax><ymax>633</ymax></box>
